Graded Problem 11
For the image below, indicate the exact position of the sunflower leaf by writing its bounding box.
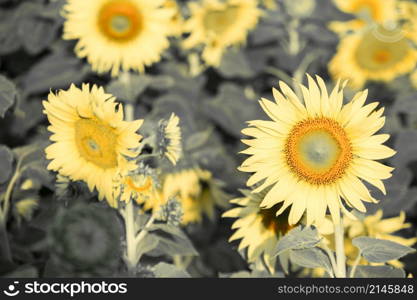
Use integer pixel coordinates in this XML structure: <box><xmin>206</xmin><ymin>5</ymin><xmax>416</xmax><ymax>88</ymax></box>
<box><xmin>347</xmin><ymin>265</ymin><xmax>406</xmax><ymax>278</ymax></box>
<box><xmin>289</xmin><ymin>247</ymin><xmax>333</xmax><ymax>275</ymax></box>
<box><xmin>352</xmin><ymin>236</ymin><xmax>416</xmax><ymax>263</ymax></box>
<box><xmin>0</xmin><ymin>75</ymin><xmax>17</xmax><ymax>118</ymax></box>
<box><xmin>153</xmin><ymin>262</ymin><xmax>190</xmax><ymax>278</ymax></box>
<box><xmin>274</xmin><ymin>226</ymin><xmax>322</xmax><ymax>256</ymax></box>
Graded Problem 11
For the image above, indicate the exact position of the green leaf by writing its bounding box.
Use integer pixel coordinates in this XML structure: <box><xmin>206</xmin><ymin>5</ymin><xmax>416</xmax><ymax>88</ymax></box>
<box><xmin>0</xmin><ymin>75</ymin><xmax>17</xmax><ymax>118</ymax></box>
<box><xmin>289</xmin><ymin>248</ymin><xmax>332</xmax><ymax>275</ymax></box>
<box><xmin>202</xmin><ymin>83</ymin><xmax>264</xmax><ymax>137</ymax></box>
<box><xmin>274</xmin><ymin>226</ymin><xmax>322</xmax><ymax>256</ymax></box>
<box><xmin>153</xmin><ymin>262</ymin><xmax>190</xmax><ymax>278</ymax></box>
<box><xmin>17</xmin><ymin>2</ymin><xmax>61</xmax><ymax>55</ymax></box>
<box><xmin>135</xmin><ymin>234</ymin><xmax>159</xmax><ymax>260</ymax></box>
<box><xmin>107</xmin><ymin>74</ymin><xmax>174</xmax><ymax>102</ymax></box>
<box><xmin>349</xmin><ymin>265</ymin><xmax>406</xmax><ymax>278</ymax></box>
<box><xmin>217</xmin><ymin>49</ymin><xmax>255</xmax><ymax>78</ymax></box>
<box><xmin>21</xmin><ymin>49</ymin><xmax>89</xmax><ymax>96</ymax></box>
<box><xmin>352</xmin><ymin>236</ymin><xmax>415</xmax><ymax>263</ymax></box>
<box><xmin>147</xmin><ymin>223</ymin><xmax>198</xmax><ymax>257</ymax></box>
<box><xmin>0</xmin><ymin>145</ymin><xmax>14</xmax><ymax>184</ymax></box>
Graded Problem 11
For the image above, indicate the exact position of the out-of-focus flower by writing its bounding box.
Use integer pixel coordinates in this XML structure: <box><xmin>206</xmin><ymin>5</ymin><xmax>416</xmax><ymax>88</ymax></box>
<box><xmin>283</xmin><ymin>0</ymin><xmax>316</xmax><ymax>18</ymax></box>
<box><xmin>43</xmin><ymin>84</ymin><xmax>143</xmax><ymax>207</ymax></box>
<box><xmin>158</xmin><ymin>113</ymin><xmax>182</xmax><ymax>165</ymax></box>
<box><xmin>410</xmin><ymin>68</ymin><xmax>417</xmax><ymax>89</ymax></box>
<box><xmin>316</xmin><ymin>210</ymin><xmax>417</xmax><ymax>271</ymax></box>
<box><xmin>164</xmin><ymin>0</ymin><xmax>184</xmax><ymax>36</ymax></box>
<box><xmin>344</xmin><ymin>210</ymin><xmax>417</xmax><ymax>267</ymax></box>
<box><xmin>183</xmin><ymin>0</ymin><xmax>261</xmax><ymax>67</ymax></box>
<box><xmin>156</xmin><ymin>168</ymin><xmax>229</xmax><ymax>225</ymax></box>
<box><xmin>239</xmin><ymin>75</ymin><xmax>395</xmax><ymax>226</ymax></box>
<box><xmin>223</xmin><ymin>189</ymin><xmax>295</xmax><ymax>273</ymax></box>
<box><xmin>62</xmin><ymin>0</ymin><xmax>174</xmax><ymax>76</ymax></box>
<box><xmin>329</xmin><ymin>25</ymin><xmax>417</xmax><ymax>89</ymax></box>
<box><xmin>329</xmin><ymin>0</ymin><xmax>397</xmax><ymax>35</ymax></box>
<box><xmin>259</xmin><ymin>0</ymin><xmax>278</xmax><ymax>10</ymax></box>
<box><xmin>50</xmin><ymin>204</ymin><xmax>121</xmax><ymax>275</ymax></box>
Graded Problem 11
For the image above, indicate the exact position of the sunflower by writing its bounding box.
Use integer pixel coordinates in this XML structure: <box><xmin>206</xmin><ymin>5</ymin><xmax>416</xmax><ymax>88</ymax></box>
<box><xmin>153</xmin><ymin>168</ymin><xmax>229</xmax><ymax>225</ymax></box>
<box><xmin>164</xmin><ymin>0</ymin><xmax>184</xmax><ymax>36</ymax></box>
<box><xmin>329</xmin><ymin>0</ymin><xmax>398</xmax><ymax>35</ymax></box>
<box><xmin>223</xmin><ymin>189</ymin><xmax>295</xmax><ymax>273</ymax></box>
<box><xmin>158</xmin><ymin>113</ymin><xmax>182</xmax><ymax>165</ymax></box>
<box><xmin>183</xmin><ymin>0</ymin><xmax>261</xmax><ymax>66</ymax></box>
<box><xmin>43</xmin><ymin>84</ymin><xmax>143</xmax><ymax>207</ymax></box>
<box><xmin>239</xmin><ymin>75</ymin><xmax>395</xmax><ymax>227</ymax></box>
<box><xmin>62</xmin><ymin>0</ymin><xmax>174</xmax><ymax>76</ymax></box>
<box><xmin>317</xmin><ymin>210</ymin><xmax>417</xmax><ymax>269</ymax></box>
<box><xmin>329</xmin><ymin>25</ymin><xmax>417</xmax><ymax>89</ymax></box>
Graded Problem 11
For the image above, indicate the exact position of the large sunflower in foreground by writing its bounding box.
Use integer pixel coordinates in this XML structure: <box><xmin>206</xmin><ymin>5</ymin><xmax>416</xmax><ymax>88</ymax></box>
<box><xmin>223</xmin><ymin>189</ymin><xmax>295</xmax><ymax>273</ymax></box>
<box><xmin>239</xmin><ymin>75</ymin><xmax>395</xmax><ymax>226</ymax></box>
<box><xmin>43</xmin><ymin>84</ymin><xmax>143</xmax><ymax>207</ymax></box>
<box><xmin>151</xmin><ymin>168</ymin><xmax>229</xmax><ymax>225</ymax></box>
<box><xmin>183</xmin><ymin>0</ymin><xmax>261</xmax><ymax>66</ymax></box>
<box><xmin>62</xmin><ymin>0</ymin><xmax>173</xmax><ymax>76</ymax></box>
<box><xmin>329</xmin><ymin>25</ymin><xmax>417</xmax><ymax>89</ymax></box>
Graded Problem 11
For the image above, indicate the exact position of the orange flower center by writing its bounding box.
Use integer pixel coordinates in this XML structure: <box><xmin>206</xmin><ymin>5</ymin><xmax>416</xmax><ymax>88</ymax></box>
<box><xmin>284</xmin><ymin>117</ymin><xmax>352</xmax><ymax>185</ymax></box>
<box><xmin>98</xmin><ymin>0</ymin><xmax>143</xmax><ymax>42</ymax></box>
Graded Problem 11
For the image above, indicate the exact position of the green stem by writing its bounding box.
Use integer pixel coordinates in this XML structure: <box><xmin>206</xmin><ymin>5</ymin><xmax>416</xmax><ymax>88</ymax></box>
<box><xmin>123</xmin><ymin>199</ymin><xmax>137</xmax><ymax>272</ymax></box>
<box><xmin>349</xmin><ymin>251</ymin><xmax>362</xmax><ymax>278</ymax></box>
<box><xmin>321</xmin><ymin>243</ymin><xmax>337</xmax><ymax>278</ymax></box>
<box><xmin>334</xmin><ymin>216</ymin><xmax>347</xmax><ymax>278</ymax></box>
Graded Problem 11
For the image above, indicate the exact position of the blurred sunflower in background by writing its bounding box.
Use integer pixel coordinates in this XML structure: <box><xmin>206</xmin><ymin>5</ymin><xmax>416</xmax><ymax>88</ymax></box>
<box><xmin>155</xmin><ymin>168</ymin><xmax>229</xmax><ymax>225</ymax></box>
<box><xmin>223</xmin><ymin>189</ymin><xmax>294</xmax><ymax>273</ymax></box>
<box><xmin>164</xmin><ymin>0</ymin><xmax>185</xmax><ymax>37</ymax></box>
<box><xmin>43</xmin><ymin>84</ymin><xmax>143</xmax><ymax>207</ymax></box>
<box><xmin>239</xmin><ymin>75</ymin><xmax>395</xmax><ymax>226</ymax></box>
<box><xmin>183</xmin><ymin>0</ymin><xmax>261</xmax><ymax>66</ymax></box>
<box><xmin>62</xmin><ymin>0</ymin><xmax>174</xmax><ymax>76</ymax></box>
<box><xmin>317</xmin><ymin>210</ymin><xmax>417</xmax><ymax>269</ymax></box>
<box><xmin>329</xmin><ymin>25</ymin><xmax>417</xmax><ymax>89</ymax></box>
<box><xmin>329</xmin><ymin>0</ymin><xmax>397</xmax><ymax>34</ymax></box>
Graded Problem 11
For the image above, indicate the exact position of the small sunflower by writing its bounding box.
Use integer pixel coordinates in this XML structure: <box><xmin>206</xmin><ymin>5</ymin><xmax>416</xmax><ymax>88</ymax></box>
<box><xmin>156</xmin><ymin>168</ymin><xmax>229</xmax><ymax>225</ymax></box>
<box><xmin>62</xmin><ymin>0</ymin><xmax>174</xmax><ymax>76</ymax></box>
<box><xmin>183</xmin><ymin>0</ymin><xmax>261</xmax><ymax>66</ymax></box>
<box><xmin>158</xmin><ymin>113</ymin><xmax>182</xmax><ymax>165</ymax></box>
<box><xmin>223</xmin><ymin>189</ymin><xmax>295</xmax><ymax>272</ymax></box>
<box><xmin>329</xmin><ymin>0</ymin><xmax>397</xmax><ymax>34</ymax></box>
<box><xmin>239</xmin><ymin>75</ymin><xmax>395</xmax><ymax>227</ymax></box>
<box><xmin>43</xmin><ymin>84</ymin><xmax>143</xmax><ymax>207</ymax></box>
<box><xmin>329</xmin><ymin>25</ymin><xmax>417</xmax><ymax>89</ymax></box>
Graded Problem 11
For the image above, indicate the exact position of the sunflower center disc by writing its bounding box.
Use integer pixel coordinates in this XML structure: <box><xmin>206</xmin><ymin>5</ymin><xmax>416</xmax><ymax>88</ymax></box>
<box><xmin>98</xmin><ymin>0</ymin><xmax>142</xmax><ymax>42</ymax></box>
<box><xmin>354</xmin><ymin>27</ymin><xmax>409</xmax><ymax>71</ymax></box>
<box><xmin>285</xmin><ymin>117</ymin><xmax>352</xmax><ymax>185</ymax></box>
<box><xmin>203</xmin><ymin>5</ymin><xmax>239</xmax><ymax>35</ymax></box>
<box><xmin>259</xmin><ymin>203</ymin><xmax>292</xmax><ymax>236</ymax></box>
<box><xmin>75</xmin><ymin>119</ymin><xmax>118</xmax><ymax>169</ymax></box>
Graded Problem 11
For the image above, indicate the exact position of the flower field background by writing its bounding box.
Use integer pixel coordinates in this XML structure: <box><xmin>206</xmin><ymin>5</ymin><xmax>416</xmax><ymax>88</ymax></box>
<box><xmin>0</xmin><ymin>0</ymin><xmax>417</xmax><ymax>278</ymax></box>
